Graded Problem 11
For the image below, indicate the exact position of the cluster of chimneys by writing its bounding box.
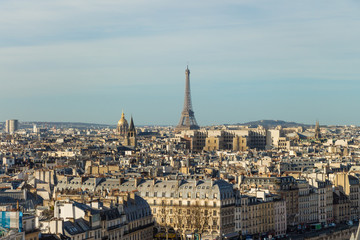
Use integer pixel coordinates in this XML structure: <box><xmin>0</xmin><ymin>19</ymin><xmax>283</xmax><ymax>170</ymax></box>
<box><xmin>117</xmin><ymin>192</ymin><xmax>136</xmax><ymax>205</ymax></box>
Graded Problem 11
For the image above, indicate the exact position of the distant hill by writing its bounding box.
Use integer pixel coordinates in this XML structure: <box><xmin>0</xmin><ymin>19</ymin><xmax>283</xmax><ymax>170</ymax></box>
<box><xmin>233</xmin><ymin>120</ymin><xmax>312</xmax><ymax>128</ymax></box>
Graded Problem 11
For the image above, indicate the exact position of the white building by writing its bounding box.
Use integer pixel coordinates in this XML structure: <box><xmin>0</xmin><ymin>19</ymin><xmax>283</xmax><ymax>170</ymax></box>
<box><xmin>5</xmin><ymin>119</ymin><xmax>18</xmax><ymax>134</ymax></box>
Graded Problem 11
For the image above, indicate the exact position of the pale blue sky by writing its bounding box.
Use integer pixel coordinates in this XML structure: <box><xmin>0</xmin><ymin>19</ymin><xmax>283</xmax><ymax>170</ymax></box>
<box><xmin>1</xmin><ymin>0</ymin><xmax>359</xmax><ymax>126</ymax></box>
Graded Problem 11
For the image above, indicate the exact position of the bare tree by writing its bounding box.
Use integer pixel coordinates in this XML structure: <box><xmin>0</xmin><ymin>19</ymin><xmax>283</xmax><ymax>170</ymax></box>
<box><xmin>156</xmin><ymin>201</ymin><xmax>213</xmax><ymax>239</ymax></box>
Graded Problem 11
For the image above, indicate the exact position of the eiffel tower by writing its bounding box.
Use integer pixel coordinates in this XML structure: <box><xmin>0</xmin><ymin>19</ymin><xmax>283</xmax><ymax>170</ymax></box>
<box><xmin>175</xmin><ymin>66</ymin><xmax>200</xmax><ymax>132</ymax></box>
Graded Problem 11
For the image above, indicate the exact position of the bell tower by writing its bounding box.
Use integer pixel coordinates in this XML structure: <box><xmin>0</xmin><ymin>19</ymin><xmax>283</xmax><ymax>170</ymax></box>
<box><xmin>125</xmin><ymin>116</ymin><xmax>137</xmax><ymax>148</ymax></box>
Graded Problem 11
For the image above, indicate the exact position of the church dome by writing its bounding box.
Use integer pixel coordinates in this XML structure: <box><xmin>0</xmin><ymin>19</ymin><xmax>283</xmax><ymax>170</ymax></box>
<box><xmin>118</xmin><ymin>112</ymin><xmax>128</xmax><ymax>127</ymax></box>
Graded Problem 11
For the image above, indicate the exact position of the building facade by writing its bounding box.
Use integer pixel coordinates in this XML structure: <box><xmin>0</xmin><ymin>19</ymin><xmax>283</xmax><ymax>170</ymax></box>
<box><xmin>136</xmin><ymin>179</ymin><xmax>235</xmax><ymax>240</ymax></box>
<box><xmin>5</xmin><ymin>119</ymin><xmax>18</xmax><ymax>134</ymax></box>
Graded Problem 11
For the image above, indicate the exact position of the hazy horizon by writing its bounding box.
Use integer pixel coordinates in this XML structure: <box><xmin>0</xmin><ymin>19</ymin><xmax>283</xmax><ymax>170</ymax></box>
<box><xmin>1</xmin><ymin>119</ymin><xmax>350</xmax><ymax>128</ymax></box>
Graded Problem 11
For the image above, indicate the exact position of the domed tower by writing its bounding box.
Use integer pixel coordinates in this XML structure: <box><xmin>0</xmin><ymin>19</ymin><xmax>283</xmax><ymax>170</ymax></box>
<box><xmin>117</xmin><ymin>111</ymin><xmax>129</xmax><ymax>137</ymax></box>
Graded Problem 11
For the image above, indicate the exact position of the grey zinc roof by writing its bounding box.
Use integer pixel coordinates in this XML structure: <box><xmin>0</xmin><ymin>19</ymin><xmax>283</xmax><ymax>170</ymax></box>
<box><xmin>56</xmin><ymin>177</ymin><xmax>234</xmax><ymax>201</ymax></box>
<box><xmin>123</xmin><ymin>195</ymin><xmax>151</xmax><ymax>221</ymax></box>
<box><xmin>136</xmin><ymin>179</ymin><xmax>233</xmax><ymax>200</ymax></box>
<box><xmin>57</xmin><ymin>177</ymin><xmax>105</xmax><ymax>192</ymax></box>
<box><xmin>64</xmin><ymin>220</ymin><xmax>87</xmax><ymax>236</ymax></box>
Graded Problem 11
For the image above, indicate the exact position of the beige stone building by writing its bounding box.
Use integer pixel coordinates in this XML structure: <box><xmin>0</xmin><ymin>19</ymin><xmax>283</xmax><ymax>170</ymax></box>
<box><xmin>203</xmin><ymin>130</ymin><xmax>234</xmax><ymax>151</ymax></box>
<box><xmin>52</xmin><ymin>193</ymin><xmax>153</xmax><ymax>240</ymax></box>
<box><xmin>85</xmin><ymin>162</ymin><xmax>120</xmax><ymax>175</ymax></box>
<box><xmin>55</xmin><ymin>177</ymin><xmax>236</xmax><ymax>239</ymax></box>
<box><xmin>232</xmin><ymin>136</ymin><xmax>248</xmax><ymax>151</ymax></box>
<box><xmin>334</xmin><ymin>173</ymin><xmax>360</xmax><ymax>220</ymax></box>
<box><xmin>273</xmin><ymin>198</ymin><xmax>287</xmax><ymax>237</ymax></box>
<box><xmin>135</xmin><ymin>179</ymin><xmax>236</xmax><ymax>240</ymax></box>
<box><xmin>204</xmin><ymin>135</ymin><xmax>223</xmax><ymax>151</ymax></box>
<box><xmin>239</xmin><ymin>195</ymin><xmax>273</xmax><ymax>236</ymax></box>
<box><xmin>333</xmin><ymin>188</ymin><xmax>351</xmax><ymax>224</ymax></box>
<box><xmin>241</xmin><ymin>176</ymin><xmax>299</xmax><ymax>226</ymax></box>
<box><xmin>176</xmin><ymin>127</ymin><xmax>267</xmax><ymax>152</ymax></box>
<box><xmin>277</xmin><ymin>137</ymin><xmax>290</xmax><ymax>151</ymax></box>
<box><xmin>297</xmin><ymin>179</ymin><xmax>318</xmax><ymax>225</ymax></box>
<box><xmin>307</xmin><ymin>178</ymin><xmax>333</xmax><ymax>224</ymax></box>
<box><xmin>238</xmin><ymin>189</ymin><xmax>286</xmax><ymax>238</ymax></box>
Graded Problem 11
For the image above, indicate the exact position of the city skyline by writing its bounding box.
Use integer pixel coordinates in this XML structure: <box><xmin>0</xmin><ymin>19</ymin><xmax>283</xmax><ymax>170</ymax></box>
<box><xmin>1</xmin><ymin>0</ymin><xmax>360</xmax><ymax>126</ymax></box>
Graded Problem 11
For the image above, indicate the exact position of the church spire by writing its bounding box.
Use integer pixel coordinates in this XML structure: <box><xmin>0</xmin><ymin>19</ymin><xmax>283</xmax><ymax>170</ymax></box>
<box><xmin>126</xmin><ymin>115</ymin><xmax>137</xmax><ymax>148</ymax></box>
<box><xmin>129</xmin><ymin>116</ymin><xmax>135</xmax><ymax>131</ymax></box>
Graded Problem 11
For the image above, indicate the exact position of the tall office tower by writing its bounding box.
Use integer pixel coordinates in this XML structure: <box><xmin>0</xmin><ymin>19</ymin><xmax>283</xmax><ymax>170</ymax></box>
<box><xmin>315</xmin><ymin>120</ymin><xmax>321</xmax><ymax>139</ymax></box>
<box><xmin>5</xmin><ymin>119</ymin><xmax>18</xmax><ymax>134</ymax></box>
<box><xmin>175</xmin><ymin>66</ymin><xmax>200</xmax><ymax>132</ymax></box>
